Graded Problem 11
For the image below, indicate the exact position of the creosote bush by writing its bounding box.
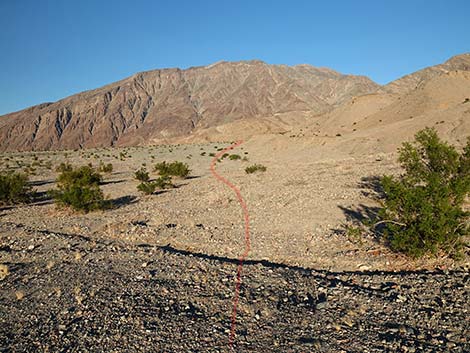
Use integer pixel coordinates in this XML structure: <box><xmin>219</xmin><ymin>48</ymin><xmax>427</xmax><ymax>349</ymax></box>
<box><xmin>56</xmin><ymin>162</ymin><xmax>73</xmax><ymax>173</ymax></box>
<box><xmin>153</xmin><ymin>175</ymin><xmax>174</xmax><ymax>189</ymax></box>
<box><xmin>245</xmin><ymin>164</ymin><xmax>267</xmax><ymax>174</ymax></box>
<box><xmin>377</xmin><ymin>127</ymin><xmax>470</xmax><ymax>258</ymax></box>
<box><xmin>56</xmin><ymin>165</ymin><xmax>102</xmax><ymax>188</ymax></box>
<box><xmin>137</xmin><ymin>182</ymin><xmax>156</xmax><ymax>195</ymax></box>
<box><xmin>154</xmin><ymin>161</ymin><xmax>190</xmax><ymax>178</ymax></box>
<box><xmin>0</xmin><ymin>172</ymin><xmax>32</xmax><ymax>204</ymax></box>
<box><xmin>50</xmin><ymin>165</ymin><xmax>106</xmax><ymax>212</ymax></box>
<box><xmin>229</xmin><ymin>154</ymin><xmax>241</xmax><ymax>160</ymax></box>
<box><xmin>137</xmin><ymin>176</ymin><xmax>174</xmax><ymax>195</ymax></box>
<box><xmin>99</xmin><ymin>162</ymin><xmax>113</xmax><ymax>173</ymax></box>
<box><xmin>134</xmin><ymin>168</ymin><xmax>150</xmax><ymax>182</ymax></box>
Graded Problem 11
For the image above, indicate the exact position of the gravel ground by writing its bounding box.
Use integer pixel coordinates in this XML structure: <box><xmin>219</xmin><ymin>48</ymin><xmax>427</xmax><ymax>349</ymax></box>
<box><xmin>1</xmin><ymin>222</ymin><xmax>469</xmax><ymax>352</ymax></box>
<box><xmin>1</xmin><ymin>144</ymin><xmax>467</xmax><ymax>272</ymax></box>
<box><xmin>1</xmin><ymin>143</ymin><xmax>469</xmax><ymax>352</ymax></box>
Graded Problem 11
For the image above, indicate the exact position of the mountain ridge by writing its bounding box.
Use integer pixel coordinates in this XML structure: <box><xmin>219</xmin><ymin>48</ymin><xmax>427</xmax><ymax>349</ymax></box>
<box><xmin>0</xmin><ymin>60</ymin><xmax>379</xmax><ymax>151</ymax></box>
<box><xmin>1</xmin><ymin>54</ymin><xmax>469</xmax><ymax>152</ymax></box>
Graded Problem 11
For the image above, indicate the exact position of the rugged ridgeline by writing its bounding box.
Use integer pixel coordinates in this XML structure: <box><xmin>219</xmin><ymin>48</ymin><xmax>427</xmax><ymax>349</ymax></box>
<box><xmin>0</xmin><ymin>61</ymin><xmax>378</xmax><ymax>151</ymax></box>
<box><xmin>381</xmin><ymin>53</ymin><xmax>470</xmax><ymax>94</ymax></box>
<box><xmin>1</xmin><ymin>54</ymin><xmax>470</xmax><ymax>152</ymax></box>
<box><xmin>171</xmin><ymin>54</ymin><xmax>470</xmax><ymax>149</ymax></box>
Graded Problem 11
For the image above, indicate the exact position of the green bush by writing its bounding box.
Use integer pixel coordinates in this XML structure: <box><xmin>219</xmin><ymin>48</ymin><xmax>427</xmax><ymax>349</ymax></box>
<box><xmin>56</xmin><ymin>162</ymin><xmax>73</xmax><ymax>173</ymax></box>
<box><xmin>154</xmin><ymin>161</ymin><xmax>190</xmax><ymax>178</ymax></box>
<box><xmin>229</xmin><ymin>154</ymin><xmax>241</xmax><ymax>160</ymax></box>
<box><xmin>137</xmin><ymin>182</ymin><xmax>156</xmax><ymax>195</ymax></box>
<box><xmin>245</xmin><ymin>164</ymin><xmax>267</xmax><ymax>174</ymax></box>
<box><xmin>153</xmin><ymin>175</ymin><xmax>174</xmax><ymax>189</ymax></box>
<box><xmin>377</xmin><ymin>128</ymin><xmax>470</xmax><ymax>258</ymax></box>
<box><xmin>44</xmin><ymin>161</ymin><xmax>53</xmax><ymax>170</ymax></box>
<box><xmin>51</xmin><ymin>165</ymin><xmax>106</xmax><ymax>212</ymax></box>
<box><xmin>0</xmin><ymin>172</ymin><xmax>32</xmax><ymax>204</ymax></box>
<box><xmin>49</xmin><ymin>185</ymin><xmax>105</xmax><ymax>212</ymax></box>
<box><xmin>99</xmin><ymin>162</ymin><xmax>113</xmax><ymax>173</ymax></box>
<box><xmin>57</xmin><ymin>165</ymin><xmax>102</xmax><ymax>188</ymax></box>
<box><xmin>134</xmin><ymin>168</ymin><xmax>150</xmax><ymax>182</ymax></box>
<box><xmin>137</xmin><ymin>176</ymin><xmax>174</xmax><ymax>195</ymax></box>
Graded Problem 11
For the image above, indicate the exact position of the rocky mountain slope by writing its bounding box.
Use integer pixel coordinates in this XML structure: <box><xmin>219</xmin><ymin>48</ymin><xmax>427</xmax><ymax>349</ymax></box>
<box><xmin>0</xmin><ymin>61</ymin><xmax>378</xmax><ymax>151</ymax></box>
<box><xmin>1</xmin><ymin>54</ymin><xmax>469</xmax><ymax>153</ymax></box>
<box><xmin>381</xmin><ymin>53</ymin><xmax>470</xmax><ymax>94</ymax></box>
<box><xmin>183</xmin><ymin>54</ymin><xmax>470</xmax><ymax>154</ymax></box>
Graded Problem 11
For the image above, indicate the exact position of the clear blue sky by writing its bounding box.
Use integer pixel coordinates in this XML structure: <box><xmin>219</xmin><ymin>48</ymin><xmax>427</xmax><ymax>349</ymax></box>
<box><xmin>1</xmin><ymin>0</ymin><xmax>469</xmax><ymax>115</ymax></box>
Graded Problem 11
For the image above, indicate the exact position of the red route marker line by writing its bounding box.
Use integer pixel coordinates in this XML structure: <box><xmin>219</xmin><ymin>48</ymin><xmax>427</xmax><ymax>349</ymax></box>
<box><xmin>210</xmin><ymin>140</ymin><xmax>251</xmax><ymax>349</ymax></box>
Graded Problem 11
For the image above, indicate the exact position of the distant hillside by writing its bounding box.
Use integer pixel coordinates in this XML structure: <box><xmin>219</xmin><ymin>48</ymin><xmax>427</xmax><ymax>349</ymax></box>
<box><xmin>381</xmin><ymin>53</ymin><xmax>470</xmax><ymax>94</ymax></box>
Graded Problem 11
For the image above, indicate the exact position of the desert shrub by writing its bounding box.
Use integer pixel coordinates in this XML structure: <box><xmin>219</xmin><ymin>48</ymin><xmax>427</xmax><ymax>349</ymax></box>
<box><xmin>377</xmin><ymin>128</ymin><xmax>470</xmax><ymax>258</ymax></box>
<box><xmin>229</xmin><ymin>154</ymin><xmax>241</xmax><ymax>160</ymax></box>
<box><xmin>51</xmin><ymin>165</ymin><xmax>106</xmax><ymax>212</ymax></box>
<box><xmin>26</xmin><ymin>167</ymin><xmax>36</xmax><ymax>175</ymax></box>
<box><xmin>57</xmin><ymin>165</ymin><xmax>102</xmax><ymax>188</ymax></box>
<box><xmin>135</xmin><ymin>168</ymin><xmax>150</xmax><ymax>182</ymax></box>
<box><xmin>137</xmin><ymin>176</ymin><xmax>173</xmax><ymax>195</ymax></box>
<box><xmin>99</xmin><ymin>162</ymin><xmax>113</xmax><ymax>173</ymax></box>
<box><xmin>137</xmin><ymin>182</ymin><xmax>156</xmax><ymax>195</ymax></box>
<box><xmin>0</xmin><ymin>172</ymin><xmax>32</xmax><ymax>204</ymax></box>
<box><xmin>153</xmin><ymin>175</ymin><xmax>174</xmax><ymax>189</ymax></box>
<box><xmin>50</xmin><ymin>185</ymin><xmax>105</xmax><ymax>212</ymax></box>
<box><xmin>56</xmin><ymin>162</ymin><xmax>73</xmax><ymax>173</ymax></box>
<box><xmin>245</xmin><ymin>164</ymin><xmax>267</xmax><ymax>174</ymax></box>
<box><xmin>154</xmin><ymin>161</ymin><xmax>190</xmax><ymax>178</ymax></box>
<box><xmin>44</xmin><ymin>161</ymin><xmax>53</xmax><ymax>170</ymax></box>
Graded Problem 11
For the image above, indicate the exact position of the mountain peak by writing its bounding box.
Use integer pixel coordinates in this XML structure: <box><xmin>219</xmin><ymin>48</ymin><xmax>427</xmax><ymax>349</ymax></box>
<box><xmin>0</xmin><ymin>61</ymin><xmax>378</xmax><ymax>151</ymax></box>
<box><xmin>444</xmin><ymin>53</ymin><xmax>470</xmax><ymax>69</ymax></box>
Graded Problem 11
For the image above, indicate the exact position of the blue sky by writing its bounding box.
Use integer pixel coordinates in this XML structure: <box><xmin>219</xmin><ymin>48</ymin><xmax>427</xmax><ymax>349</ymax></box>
<box><xmin>1</xmin><ymin>0</ymin><xmax>469</xmax><ymax>115</ymax></box>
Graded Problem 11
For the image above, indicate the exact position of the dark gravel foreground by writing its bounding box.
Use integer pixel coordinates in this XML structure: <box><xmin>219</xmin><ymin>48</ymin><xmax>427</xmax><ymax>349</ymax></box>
<box><xmin>0</xmin><ymin>223</ymin><xmax>469</xmax><ymax>352</ymax></box>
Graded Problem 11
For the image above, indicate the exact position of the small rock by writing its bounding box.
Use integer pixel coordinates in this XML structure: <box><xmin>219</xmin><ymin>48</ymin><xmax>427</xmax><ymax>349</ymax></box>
<box><xmin>0</xmin><ymin>264</ymin><xmax>9</xmax><ymax>280</ymax></box>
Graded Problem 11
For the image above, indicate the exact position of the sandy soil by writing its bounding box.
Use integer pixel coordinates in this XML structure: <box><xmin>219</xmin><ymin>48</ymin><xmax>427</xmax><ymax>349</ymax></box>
<box><xmin>1</xmin><ymin>139</ymin><xmax>468</xmax><ymax>272</ymax></box>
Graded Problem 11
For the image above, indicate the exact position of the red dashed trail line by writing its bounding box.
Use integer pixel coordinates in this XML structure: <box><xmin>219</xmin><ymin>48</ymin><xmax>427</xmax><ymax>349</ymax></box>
<box><xmin>210</xmin><ymin>140</ymin><xmax>251</xmax><ymax>349</ymax></box>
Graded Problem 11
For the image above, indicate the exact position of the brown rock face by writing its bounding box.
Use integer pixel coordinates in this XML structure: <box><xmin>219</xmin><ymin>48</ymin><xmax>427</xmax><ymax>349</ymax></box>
<box><xmin>0</xmin><ymin>60</ymin><xmax>378</xmax><ymax>151</ymax></box>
